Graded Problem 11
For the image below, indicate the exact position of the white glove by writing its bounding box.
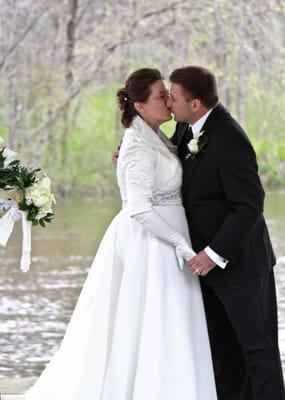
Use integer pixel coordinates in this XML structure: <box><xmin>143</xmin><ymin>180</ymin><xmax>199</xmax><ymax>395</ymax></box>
<box><xmin>133</xmin><ymin>210</ymin><xmax>196</xmax><ymax>270</ymax></box>
<box><xmin>175</xmin><ymin>240</ymin><xmax>196</xmax><ymax>270</ymax></box>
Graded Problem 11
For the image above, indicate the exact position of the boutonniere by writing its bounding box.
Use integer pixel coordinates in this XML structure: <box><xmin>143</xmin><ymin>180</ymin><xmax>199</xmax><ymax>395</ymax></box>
<box><xmin>186</xmin><ymin>130</ymin><xmax>207</xmax><ymax>160</ymax></box>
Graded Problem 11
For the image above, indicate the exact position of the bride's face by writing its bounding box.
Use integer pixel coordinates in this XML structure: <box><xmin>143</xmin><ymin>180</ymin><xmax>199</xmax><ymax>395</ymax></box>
<box><xmin>135</xmin><ymin>80</ymin><xmax>172</xmax><ymax>127</ymax></box>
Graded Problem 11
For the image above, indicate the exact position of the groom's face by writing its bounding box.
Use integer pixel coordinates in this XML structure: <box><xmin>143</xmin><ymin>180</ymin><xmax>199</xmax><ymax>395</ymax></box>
<box><xmin>168</xmin><ymin>83</ymin><xmax>194</xmax><ymax>124</ymax></box>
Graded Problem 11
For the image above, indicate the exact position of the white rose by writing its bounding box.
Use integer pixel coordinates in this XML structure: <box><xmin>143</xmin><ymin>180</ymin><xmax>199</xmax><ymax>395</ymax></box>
<box><xmin>188</xmin><ymin>139</ymin><xmax>199</xmax><ymax>154</ymax></box>
<box><xmin>36</xmin><ymin>203</ymin><xmax>53</xmax><ymax>220</ymax></box>
<box><xmin>39</xmin><ymin>176</ymin><xmax>51</xmax><ymax>189</ymax></box>
<box><xmin>193</xmin><ymin>130</ymin><xmax>204</xmax><ymax>140</ymax></box>
<box><xmin>25</xmin><ymin>183</ymin><xmax>56</xmax><ymax>208</ymax></box>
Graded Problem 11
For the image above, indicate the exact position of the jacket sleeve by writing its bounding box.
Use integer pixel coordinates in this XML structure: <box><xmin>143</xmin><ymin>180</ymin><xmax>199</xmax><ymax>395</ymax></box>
<box><xmin>123</xmin><ymin>142</ymin><xmax>156</xmax><ymax>216</ymax></box>
<box><xmin>122</xmin><ymin>142</ymin><xmax>195</xmax><ymax>268</ymax></box>
<box><xmin>208</xmin><ymin>128</ymin><xmax>265</xmax><ymax>260</ymax></box>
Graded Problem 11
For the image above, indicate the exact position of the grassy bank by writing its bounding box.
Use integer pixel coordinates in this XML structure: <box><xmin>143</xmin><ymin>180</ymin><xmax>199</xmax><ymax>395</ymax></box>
<box><xmin>54</xmin><ymin>87</ymin><xmax>285</xmax><ymax>193</ymax></box>
<box><xmin>245</xmin><ymin>93</ymin><xmax>285</xmax><ymax>189</ymax></box>
<box><xmin>0</xmin><ymin>376</ymin><xmax>36</xmax><ymax>395</ymax></box>
<box><xmin>3</xmin><ymin>86</ymin><xmax>285</xmax><ymax>195</ymax></box>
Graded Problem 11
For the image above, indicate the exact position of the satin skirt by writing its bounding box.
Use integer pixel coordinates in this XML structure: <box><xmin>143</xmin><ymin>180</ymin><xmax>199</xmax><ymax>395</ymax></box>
<box><xmin>24</xmin><ymin>205</ymin><xmax>217</xmax><ymax>400</ymax></box>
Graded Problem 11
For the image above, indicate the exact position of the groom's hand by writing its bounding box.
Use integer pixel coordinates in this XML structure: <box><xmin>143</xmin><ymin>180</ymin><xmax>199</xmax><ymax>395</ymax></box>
<box><xmin>188</xmin><ymin>251</ymin><xmax>216</xmax><ymax>276</ymax></box>
<box><xmin>112</xmin><ymin>141</ymin><xmax>122</xmax><ymax>166</ymax></box>
<box><xmin>112</xmin><ymin>147</ymin><xmax>120</xmax><ymax>166</ymax></box>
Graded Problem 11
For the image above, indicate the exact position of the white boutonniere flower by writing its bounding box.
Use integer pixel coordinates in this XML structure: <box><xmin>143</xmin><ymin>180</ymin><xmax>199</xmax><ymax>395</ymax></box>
<box><xmin>186</xmin><ymin>130</ymin><xmax>207</xmax><ymax>160</ymax></box>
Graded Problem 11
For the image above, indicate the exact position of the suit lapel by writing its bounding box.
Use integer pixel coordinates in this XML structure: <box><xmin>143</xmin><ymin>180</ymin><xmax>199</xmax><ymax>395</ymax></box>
<box><xmin>182</xmin><ymin>133</ymin><xmax>208</xmax><ymax>194</ymax></box>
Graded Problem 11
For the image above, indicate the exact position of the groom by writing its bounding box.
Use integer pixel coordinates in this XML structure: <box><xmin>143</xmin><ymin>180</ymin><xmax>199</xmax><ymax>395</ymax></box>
<box><xmin>168</xmin><ymin>66</ymin><xmax>284</xmax><ymax>400</ymax></box>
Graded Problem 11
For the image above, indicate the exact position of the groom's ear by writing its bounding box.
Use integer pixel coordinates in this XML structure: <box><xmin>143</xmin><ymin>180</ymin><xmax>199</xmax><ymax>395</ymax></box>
<box><xmin>191</xmin><ymin>99</ymin><xmax>202</xmax><ymax>111</ymax></box>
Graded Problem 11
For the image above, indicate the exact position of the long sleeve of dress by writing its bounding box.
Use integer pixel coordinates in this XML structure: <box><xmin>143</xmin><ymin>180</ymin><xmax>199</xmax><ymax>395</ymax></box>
<box><xmin>122</xmin><ymin>142</ymin><xmax>195</xmax><ymax>269</ymax></box>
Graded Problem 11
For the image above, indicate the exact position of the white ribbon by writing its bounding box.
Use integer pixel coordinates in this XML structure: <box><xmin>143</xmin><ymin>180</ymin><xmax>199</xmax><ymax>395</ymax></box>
<box><xmin>0</xmin><ymin>205</ymin><xmax>32</xmax><ymax>272</ymax></box>
<box><xmin>20</xmin><ymin>210</ymin><xmax>32</xmax><ymax>272</ymax></box>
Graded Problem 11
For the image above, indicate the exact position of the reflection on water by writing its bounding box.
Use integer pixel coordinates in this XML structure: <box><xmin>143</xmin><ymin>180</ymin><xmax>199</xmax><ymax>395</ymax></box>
<box><xmin>0</xmin><ymin>193</ymin><xmax>284</xmax><ymax>378</ymax></box>
<box><xmin>0</xmin><ymin>196</ymin><xmax>120</xmax><ymax>378</ymax></box>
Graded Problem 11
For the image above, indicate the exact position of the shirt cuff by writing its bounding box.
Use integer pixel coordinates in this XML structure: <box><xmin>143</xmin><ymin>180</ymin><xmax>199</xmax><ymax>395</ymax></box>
<box><xmin>204</xmin><ymin>246</ymin><xmax>228</xmax><ymax>269</ymax></box>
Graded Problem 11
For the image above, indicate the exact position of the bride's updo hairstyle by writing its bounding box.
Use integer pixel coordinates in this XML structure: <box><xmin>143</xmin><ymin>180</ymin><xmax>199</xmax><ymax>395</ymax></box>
<box><xmin>117</xmin><ymin>68</ymin><xmax>163</xmax><ymax>128</ymax></box>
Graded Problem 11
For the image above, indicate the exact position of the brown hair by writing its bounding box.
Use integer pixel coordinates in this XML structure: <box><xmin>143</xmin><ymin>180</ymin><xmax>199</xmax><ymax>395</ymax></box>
<box><xmin>169</xmin><ymin>66</ymin><xmax>219</xmax><ymax>108</ymax></box>
<box><xmin>117</xmin><ymin>68</ymin><xmax>163</xmax><ymax>128</ymax></box>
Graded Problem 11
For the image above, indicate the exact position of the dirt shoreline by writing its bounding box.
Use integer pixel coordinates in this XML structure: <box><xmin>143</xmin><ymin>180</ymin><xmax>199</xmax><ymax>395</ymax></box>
<box><xmin>0</xmin><ymin>377</ymin><xmax>36</xmax><ymax>395</ymax></box>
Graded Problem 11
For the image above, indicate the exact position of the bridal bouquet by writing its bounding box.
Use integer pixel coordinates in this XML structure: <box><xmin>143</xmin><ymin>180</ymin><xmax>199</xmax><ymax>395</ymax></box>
<box><xmin>0</xmin><ymin>137</ymin><xmax>56</xmax><ymax>272</ymax></box>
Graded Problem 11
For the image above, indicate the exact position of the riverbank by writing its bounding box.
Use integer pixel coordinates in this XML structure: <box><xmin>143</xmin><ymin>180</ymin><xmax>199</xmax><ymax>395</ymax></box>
<box><xmin>12</xmin><ymin>87</ymin><xmax>285</xmax><ymax>197</ymax></box>
<box><xmin>0</xmin><ymin>377</ymin><xmax>36</xmax><ymax>395</ymax></box>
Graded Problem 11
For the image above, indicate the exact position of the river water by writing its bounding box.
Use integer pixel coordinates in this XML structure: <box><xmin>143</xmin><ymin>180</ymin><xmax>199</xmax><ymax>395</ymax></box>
<box><xmin>0</xmin><ymin>193</ymin><xmax>284</xmax><ymax>378</ymax></box>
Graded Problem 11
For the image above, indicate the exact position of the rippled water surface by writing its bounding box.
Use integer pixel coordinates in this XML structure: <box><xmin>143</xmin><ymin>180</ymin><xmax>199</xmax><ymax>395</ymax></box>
<box><xmin>0</xmin><ymin>193</ymin><xmax>284</xmax><ymax>378</ymax></box>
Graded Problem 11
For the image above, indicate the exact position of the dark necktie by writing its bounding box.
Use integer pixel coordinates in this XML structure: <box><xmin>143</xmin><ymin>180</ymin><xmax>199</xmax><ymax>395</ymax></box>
<box><xmin>184</xmin><ymin>125</ymin><xmax>193</xmax><ymax>144</ymax></box>
<box><xmin>178</xmin><ymin>125</ymin><xmax>193</xmax><ymax>161</ymax></box>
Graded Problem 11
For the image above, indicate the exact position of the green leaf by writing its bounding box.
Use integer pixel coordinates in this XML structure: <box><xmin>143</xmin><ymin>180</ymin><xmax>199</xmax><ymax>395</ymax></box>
<box><xmin>39</xmin><ymin>219</ymin><xmax>46</xmax><ymax>227</ymax></box>
<box><xmin>8</xmin><ymin>160</ymin><xmax>20</xmax><ymax>167</ymax></box>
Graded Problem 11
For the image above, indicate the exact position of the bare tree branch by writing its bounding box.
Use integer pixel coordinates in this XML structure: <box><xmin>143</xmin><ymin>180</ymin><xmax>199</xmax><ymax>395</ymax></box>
<box><xmin>0</xmin><ymin>6</ymin><xmax>50</xmax><ymax>71</ymax></box>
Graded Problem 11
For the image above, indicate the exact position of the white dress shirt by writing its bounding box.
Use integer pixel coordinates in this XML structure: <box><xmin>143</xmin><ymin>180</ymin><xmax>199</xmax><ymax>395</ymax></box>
<box><xmin>190</xmin><ymin>110</ymin><xmax>228</xmax><ymax>269</ymax></box>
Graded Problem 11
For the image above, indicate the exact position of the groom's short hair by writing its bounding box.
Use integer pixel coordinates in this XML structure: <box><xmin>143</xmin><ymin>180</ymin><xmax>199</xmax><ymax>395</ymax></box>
<box><xmin>170</xmin><ymin>66</ymin><xmax>219</xmax><ymax>108</ymax></box>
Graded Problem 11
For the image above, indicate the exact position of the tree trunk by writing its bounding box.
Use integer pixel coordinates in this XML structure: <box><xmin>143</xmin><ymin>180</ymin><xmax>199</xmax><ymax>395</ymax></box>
<box><xmin>61</xmin><ymin>0</ymin><xmax>78</xmax><ymax>191</ymax></box>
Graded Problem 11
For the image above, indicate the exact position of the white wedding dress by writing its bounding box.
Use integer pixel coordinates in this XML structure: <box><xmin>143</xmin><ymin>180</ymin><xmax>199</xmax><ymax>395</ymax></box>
<box><xmin>21</xmin><ymin>116</ymin><xmax>217</xmax><ymax>400</ymax></box>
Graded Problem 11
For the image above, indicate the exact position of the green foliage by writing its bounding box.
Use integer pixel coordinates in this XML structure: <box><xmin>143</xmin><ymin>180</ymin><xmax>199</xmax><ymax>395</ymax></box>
<box><xmin>6</xmin><ymin>86</ymin><xmax>285</xmax><ymax>196</ymax></box>
<box><xmin>43</xmin><ymin>86</ymin><xmax>119</xmax><ymax>195</ymax></box>
<box><xmin>244</xmin><ymin>92</ymin><xmax>285</xmax><ymax>189</ymax></box>
<box><xmin>42</xmin><ymin>86</ymin><xmax>178</xmax><ymax>196</ymax></box>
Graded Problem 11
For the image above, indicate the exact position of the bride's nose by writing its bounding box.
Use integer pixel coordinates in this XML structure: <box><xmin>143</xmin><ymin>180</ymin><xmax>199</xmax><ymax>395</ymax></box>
<box><xmin>166</xmin><ymin>97</ymin><xmax>172</xmax><ymax>108</ymax></box>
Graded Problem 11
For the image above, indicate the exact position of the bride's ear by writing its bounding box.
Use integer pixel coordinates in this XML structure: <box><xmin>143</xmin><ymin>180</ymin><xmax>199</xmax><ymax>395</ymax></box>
<box><xmin>134</xmin><ymin>101</ymin><xmax>144</xmax><ymax>114</ymax></box>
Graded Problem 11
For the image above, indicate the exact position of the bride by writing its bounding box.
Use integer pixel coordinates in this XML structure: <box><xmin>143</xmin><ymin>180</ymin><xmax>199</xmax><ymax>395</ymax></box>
<box><xmin>21</xmin><ymin>68</ymin><xmax>217</xmax><ymax>399</ymax></box>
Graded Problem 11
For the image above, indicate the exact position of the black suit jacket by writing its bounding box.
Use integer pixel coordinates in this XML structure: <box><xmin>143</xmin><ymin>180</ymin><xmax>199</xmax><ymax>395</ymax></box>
<box><xmin>171</xmin><ymin>104</ymin><xmax>276</xmax><ymax>286</ymax></box>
